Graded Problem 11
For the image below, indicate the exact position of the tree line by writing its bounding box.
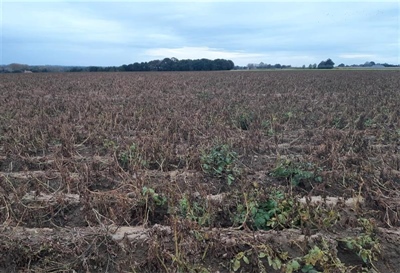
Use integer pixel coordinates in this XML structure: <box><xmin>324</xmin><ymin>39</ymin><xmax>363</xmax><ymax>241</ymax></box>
<box><xmin>241</xmin><ymin>62</ymin><xmax>292</xmax><ymax>70</ymax></box>
<box><xmin>239</xmin><ymin>58</ymin><xmax>335</xmax><ymax>70</ymax></box>
<box><xmin>71</xmin><ymin>58</ymin><xmax>235</xmax><ymax>72</ymax></box>
<box><xmin>3</xmin><ymin>57</ymin><xmax>399</xmax><ymax>73</ymax></box>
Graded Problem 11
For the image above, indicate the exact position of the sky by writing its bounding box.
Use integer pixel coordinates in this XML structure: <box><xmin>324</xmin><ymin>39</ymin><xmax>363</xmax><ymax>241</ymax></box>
<box><xmin>1</xmin><ymin>0</ymin><xmax>399</xmax><ymax>67</ymax></box>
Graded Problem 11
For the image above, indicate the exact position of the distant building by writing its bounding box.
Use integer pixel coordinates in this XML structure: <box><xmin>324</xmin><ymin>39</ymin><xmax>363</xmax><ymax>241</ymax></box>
<box><xmin>24</xmin><ymin>70</ymin><xmax>33</xmax><ymax>73</ymax></box>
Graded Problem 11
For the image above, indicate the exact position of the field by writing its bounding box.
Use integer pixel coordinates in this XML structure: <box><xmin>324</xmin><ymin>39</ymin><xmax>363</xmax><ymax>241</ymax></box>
<box><xmin>0</xmin><ymin>70</ymin><xmax>399</xmax><ymax>272</ymax></box>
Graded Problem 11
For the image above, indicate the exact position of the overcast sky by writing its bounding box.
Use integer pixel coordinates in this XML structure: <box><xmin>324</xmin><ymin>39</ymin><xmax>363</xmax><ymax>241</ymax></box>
<box><xmin>1</xmin><ymin>0</ymin><xmax>399</xmax><ymax>67</ymax></box>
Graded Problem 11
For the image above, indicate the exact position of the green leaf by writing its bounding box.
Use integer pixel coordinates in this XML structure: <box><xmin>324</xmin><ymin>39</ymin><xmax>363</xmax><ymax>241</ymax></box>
<box><xmin>236</xmin><ymin>252</ymin><xmax>244</xmax><ymax>259</ymax></box>
<box><xmin>345</xmin><ymin>241</ymin><xmax>354</xmax><ymax>250</ymax></box>
<box><xmin>258</xmin><ymin>252</ymin><xmax>266</xmax><ymax>258</ymax></box>
<box><xmin>272</xmin><ymin>258</ymin><xmax>282</xmax><ymax>270</ymax></box>
<box><xmin>254</xmin><ymin>215</ymin><xmax>266</xmax><ymax>229</ymax></box>
<box><xmin>233</xmin><ymin>259</ymin><xmax>241</xmax><ymax>272</ymax></box>
<box><xmin>302</xmin><ymin>264</ymin><xmax>314</xmax><ymax>272</ymax></box>
<box><xmin>267</xmin><ymin>256</ymin><xmax>273</xmax><ymax>266</ymax></box>
<box><xmin>277</xmin><ymin>214</ymin><xmax>287</xmax><ymax>223</ymax></box>
<box><xmin>227</xmin><ymin>174</ymin><xmax>235</xmax><ymax>185</ymax></box>
<box><xmin>359</xmin><ymin>250</ymin><xmax>369</xmax><ymax>263</ymax></box>
<box><xmin>243</xmin><ymin>255</ymin><xmax>250</xmax><ymax>264</ymax></box>
<box><xmin>279</xmin><ymin>251</ymin><xmax>289</xmax><ymax>260</ymax></box>
<box><xmin>288</xmin><ymin>260</ymin><xmax>301</xmax><ymax>270</ymax></box>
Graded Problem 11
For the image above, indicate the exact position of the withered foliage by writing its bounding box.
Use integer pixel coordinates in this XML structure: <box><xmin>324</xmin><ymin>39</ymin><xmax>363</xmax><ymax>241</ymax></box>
<box><xmin>0</xmin><ymin>71</ymin><xmax>399</xmax><ymax>272</ymax></box>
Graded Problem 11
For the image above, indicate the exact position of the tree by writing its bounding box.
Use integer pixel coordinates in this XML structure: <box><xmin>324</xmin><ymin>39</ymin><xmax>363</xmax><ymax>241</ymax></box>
<box><xmin>317</xmin><ymin>58</ymin><xmax>335</xmax><ymax>69</ymax></box>
<box><xmin>363</xmin><ymin>61</ymin><xmax>375</xmax><ymax>67</ymax></box>
<box><xmin>148</xmin><ymin>60</ymin><xmax>161</xmax><ymax>71</ymax></box>
<box><xmin>159</xmin><ymin>58</ymin><xmax>175</xmax><ymax>71</ymax></box>
<box><xmin>88</xmin><ymin>66</ymin><xmax>100</xmax><ymax>72</ymax></box>
<box><xmin>66</xmin><ymin>58</ymin><xmax>235</xmax><ymax>73</ymax></box>
<box><xmin>8</xmin><ymin>63</ymin><xmax>29</xmax><ymax>73</ymax></box>
<box><xmin>325</xmin><ymin>59</ymin><xmax>335</xmax><ymax>67</ymax></box>
<box><xmin>338</xmin><ymin>63</ymin><xmax>345</xmax><ymax>67</ymax></box>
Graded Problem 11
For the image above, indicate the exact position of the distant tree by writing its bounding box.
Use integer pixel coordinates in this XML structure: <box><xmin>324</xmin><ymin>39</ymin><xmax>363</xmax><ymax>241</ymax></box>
<box><xmin>302</xmin><ymin>65</ymin><xmax>306</xmax><ymax>69</ymax></box>
<box><xmin>317</xmin><ymin>61</ymin><xmax>326</xmax><ymax>69</ymax></box>
<box><xmin>159</xmin><ymin>58</ymin><xmax>174</xmax><ymax>71</ymax></box>
<box><xmin>8</xmin><ymin>63</ymin><xmax>29</xmax><ymax>73</ymax></box>
<box><xmin>312</xmin><ymin>63</ymin><xmax>317</xmax><ymax>69</ymax></box>
<box><xmin>274</xmin><ymin>63</ymin><xmax>282</xmax><ymax>69</ymax></box>
<box><xmin>192</xmin><ymin>59</ymin><xmax>207</xmax><ymax>70</ymax></box>
<box><xmin>363</xmin><ymin>61</ymin><xmax>376</xmax><ymax>67</ymax></box>
<box><xmin>148</xmin><ymin>60</ymin><xmax>161</xmax><ymax>71</ymax></box>
<box><xmin>318</xmin><ymin>58</ymin><xmax>335</xmax><ymax>69</ymax></box>
<box><xmin>69</xmin><ymin>67</ymin><xmax>82</xmax><ymax>72</ymax></box>
<box><xmin>108</xmin><ymin>66</ymin><xmax>118</xmax><ymax>72</ymax></box>
<box><xmin>325</xmin><ymin>59</ymin><xmax>334</xmax><ymax>67</ymax></box>
<box><xmin>88</xmin><ymin>66</ymin><xmax>100</xmax><ymax>72</ymax></box>
<box><xmin>338</xmin><ymin>63</ymin><xmax>345</xmax><ymax>67</ymax></box>
<box><xmin>176</xmin><ymin>59</ymin><xmax>192</xmax><ymax>71</ymax></box>
<box><xmin>69</xmin><ymin>58</ymin><xmax>234</xmax><ymax>73</ymax></box>
<box><xmin>212</xmin><ymin>59</ymin><xmax>234</xmax><ymax>70</ymax></box>
<box><xmin>383</xmin><ymin>63</ymin><xmax>400</xmax><ymax>67</ymax></box>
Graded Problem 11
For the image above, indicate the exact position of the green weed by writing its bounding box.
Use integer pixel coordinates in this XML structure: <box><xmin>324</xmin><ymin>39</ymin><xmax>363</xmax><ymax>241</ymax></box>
<box><xmin>339</xmin><ymin>218</ymin><xmax>380</xmax><ymax>266</ymax></box>
<box><xmin>364</xmin><ymin>118</ymin><xmax>374</xmax><ymax>128</ymax></box>
<box><xmin>201</xmin><ymin>144</ymin><xmax>241</xmax><ymax>185</ymax></box>
<box><xmin>142</xmin><ymin>186</ymin><xmax>167</xmax><ymax>207</ymax></box>
<box><xmin>178</xmin><ymin>196</ymin><xmax>210</xmax><ymax>226</ymax></box>
<box><xmin>233</xmin><ymin>191</ymin><xmax>300</xmax><ymax>231</ymax></box>
<box><xmin>231</xmin><ymin>239</ymin><xmax>345</xmax><ymax>273</ymax></box>
<box><xmin>270</xmin><ymin>160</ymin><xmax>322</xmax><ymax>187</ymax></box>
<box><xmin>332</xmin><ymin>117</ymin><xmax>347</xmax><ymax>129</ymax></box>
<box><xmin>118</xmin><ymin>143</ymin><xmax>148</xmax><ymax>169</ymax></box>
<box><xmin>237</xmin><ymin>112</ymin><xmax>253</xmax><ymax>130</ymax></box>
<box><xmin>252</xmin><ymin>191</ymin><xmax>294</xmax><ymax>230</ymax></box>
<box><xmin>261</xmin><ymin>120</ymin><xmax>275</xmax><ymax>136</ymax></box>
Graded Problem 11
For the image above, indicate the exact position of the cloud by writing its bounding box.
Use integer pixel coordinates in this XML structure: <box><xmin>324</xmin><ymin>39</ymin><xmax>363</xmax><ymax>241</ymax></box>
<box><xmin>1</xmin><ymin>1</ymin><xmax>399</xmax><ymax>66</ymax></box>
<box><xmin>2</xmin><ymin>3</ymin><xmax>129</xmax><ymax>45</ymax></box>
<box><xmin>145</xmin><ymin>47</ymin><xmax>264</xmax><ymax>63</ymax></box>
<box><xmin>144</xmin><ymin>47</ymin><xmax>321</xmax><ymax>66</ymax></box>
<box><xmin>339</xmin><ymin>54</ymin><xmax>377</xmax><ymax>59</ymax></box>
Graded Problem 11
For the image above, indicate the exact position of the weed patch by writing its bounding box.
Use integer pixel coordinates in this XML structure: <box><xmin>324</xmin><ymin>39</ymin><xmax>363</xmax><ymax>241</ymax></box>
<box><xmin>201</xmin><ymin>144</ymin><xmax>241</xmax><ymax>185</ymax></box>
<box><xmin>270</xmin><ymin>160</ymin><xmax>322</xmax><ymax>187</ymax></box>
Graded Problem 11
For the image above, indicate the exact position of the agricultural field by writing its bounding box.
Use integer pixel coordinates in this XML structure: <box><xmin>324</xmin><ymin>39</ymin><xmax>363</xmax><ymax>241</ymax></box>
<box><xmin>0</xmin><ymin>70</ymin><xmax>399</xmax><ymax>272</ymax></box>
